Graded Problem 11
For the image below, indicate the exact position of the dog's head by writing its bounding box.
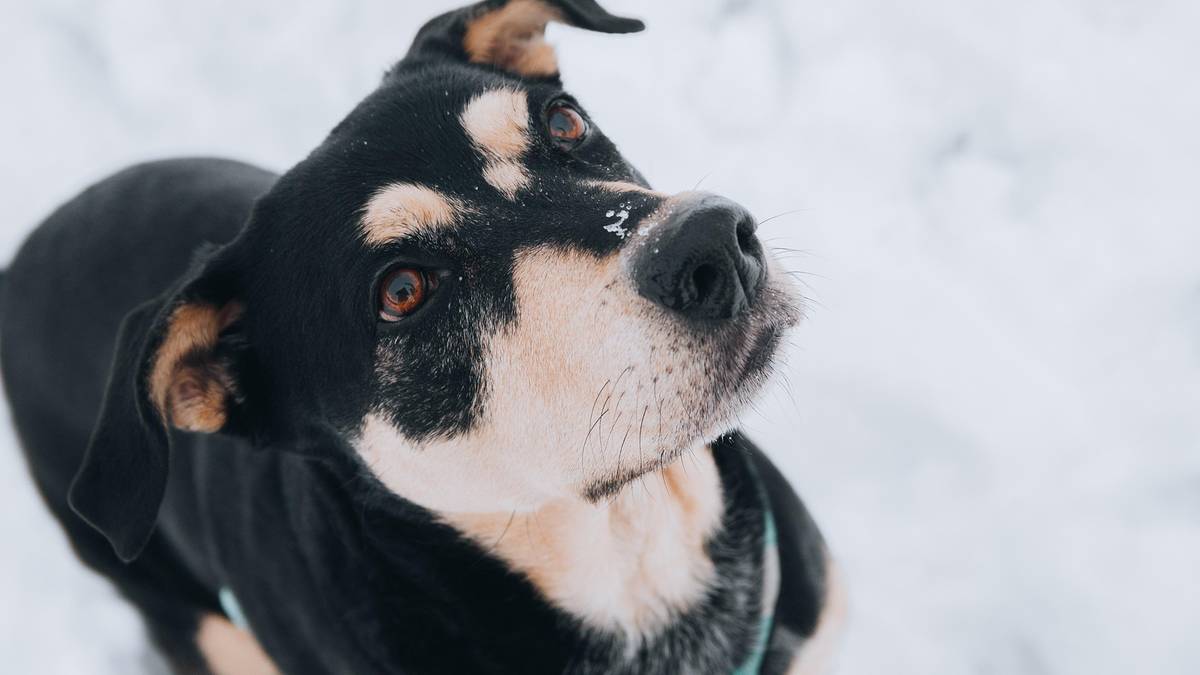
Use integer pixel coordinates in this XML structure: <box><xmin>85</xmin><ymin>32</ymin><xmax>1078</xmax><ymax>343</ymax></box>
<box><xmin>71</xmin><ymin>0</ymin><xmax>801</xmax><ymax>561</ymax></box>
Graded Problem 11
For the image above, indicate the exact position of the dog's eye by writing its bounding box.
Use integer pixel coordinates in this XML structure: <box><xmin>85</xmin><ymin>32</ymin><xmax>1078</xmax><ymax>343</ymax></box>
<box><xmin>547</xmin><ymin>104</ymin><xmax>587</xmax><ymax>147</ymax></box>
<box><xmin>379</xmin><ymin>267</ymin><xmax>437</xmax><ymax>322</ymax></box>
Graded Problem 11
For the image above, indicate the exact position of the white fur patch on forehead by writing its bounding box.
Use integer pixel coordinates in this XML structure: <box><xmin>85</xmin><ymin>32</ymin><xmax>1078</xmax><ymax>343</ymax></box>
<box><xmin>360</xmin><ymin>182</ymin><xmax>464</xmax><ymax>245</ymax></box>
<box><xmin>460</xmin><ymin>89</ymin><xmax>532</xmax><ymax>200</ymax></box>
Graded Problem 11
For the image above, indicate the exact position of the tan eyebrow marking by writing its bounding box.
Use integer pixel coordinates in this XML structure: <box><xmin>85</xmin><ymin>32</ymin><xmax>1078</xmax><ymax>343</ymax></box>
<box><xmin>359</xmin><ymin>183</ymin><xmax>465</xmax><ymax>245</ymax></box>
<box><xmin>460</xmin><ymin>89</ymin><xmax>532</xmax><ymax>200</ymax></box>
<box><xmin>585</xmin><ymin>180</ymin><xmax>668</xmax><ymax>197</ymax></box>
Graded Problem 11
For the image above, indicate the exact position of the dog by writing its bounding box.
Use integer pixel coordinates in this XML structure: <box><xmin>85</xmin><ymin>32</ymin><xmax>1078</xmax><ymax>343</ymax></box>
<box><xmin>0</xmin><ymin>1</ymin><xmax>842</xmax><ymax>673</ymax></box>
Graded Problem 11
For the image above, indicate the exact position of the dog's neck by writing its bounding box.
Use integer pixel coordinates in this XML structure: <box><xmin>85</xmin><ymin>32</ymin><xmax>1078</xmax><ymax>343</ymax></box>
<box><xmin>441</xmin><ymin>446</ymin><xmax>725</xmax><ymax>641</ymax></box>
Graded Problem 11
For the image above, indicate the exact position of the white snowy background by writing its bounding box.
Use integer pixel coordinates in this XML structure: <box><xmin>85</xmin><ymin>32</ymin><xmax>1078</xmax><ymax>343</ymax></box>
<box><xmin>2</xmin><ymin>0</ymin><xmax>1198</xmax><ymax>673</ymax></box>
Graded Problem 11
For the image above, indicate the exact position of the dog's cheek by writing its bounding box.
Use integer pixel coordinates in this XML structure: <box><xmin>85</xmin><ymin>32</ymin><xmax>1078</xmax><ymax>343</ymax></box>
<box><xmin>372</xmin><ymin>330</ymin><xmax>483</xmax><ymax>439</ymax></box>
<box><xmin>480</xmin><ymin>246</ymin><xmax>722</xmax><ymax>488</ymax></box>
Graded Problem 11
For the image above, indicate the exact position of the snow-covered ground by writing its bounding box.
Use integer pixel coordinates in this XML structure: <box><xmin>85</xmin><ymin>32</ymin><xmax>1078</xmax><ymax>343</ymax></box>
<box><xmin>2</xmin><ymin>0</ymin><xmax>1198</xmax><ymax>673</ymax></box>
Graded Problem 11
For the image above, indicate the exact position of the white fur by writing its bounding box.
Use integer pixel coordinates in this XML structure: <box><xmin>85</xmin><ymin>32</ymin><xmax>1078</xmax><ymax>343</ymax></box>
<box><xmin>443</xmin><ymin>449</ymin><xmax>725</xmax><ymax>638</ymax></box>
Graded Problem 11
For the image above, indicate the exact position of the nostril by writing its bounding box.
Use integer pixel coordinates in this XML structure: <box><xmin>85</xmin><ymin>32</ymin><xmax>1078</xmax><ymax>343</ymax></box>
<box><xmin>690</xmin><ymin>263</ymin><xmax>720</xmax><ymax>306</ymax></box>
<box><xmin>634</xmin><ymin>198</ymin><xmax>763</xmax><ymax>320</ymax></box>
<box><xmin>735</xmin><ymin>216</ymin><xmax>759</xmax><ymax>257</ymax></box>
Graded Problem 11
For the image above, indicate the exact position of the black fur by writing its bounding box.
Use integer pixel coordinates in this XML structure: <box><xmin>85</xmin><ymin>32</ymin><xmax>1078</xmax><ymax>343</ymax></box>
<box><xmin>1</xmin><ymin>2</ymin><xmax>831</xmax><ymax>673</ymax></box>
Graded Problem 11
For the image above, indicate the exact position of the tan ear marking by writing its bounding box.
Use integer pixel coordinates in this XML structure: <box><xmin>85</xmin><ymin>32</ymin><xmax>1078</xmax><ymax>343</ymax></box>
<box><xmin>464</xmin><ymin>0</ymin><xmax>564</xmax><ymax>77</ymax></box>
<box><xmin>148</xmin><ymin>301</ymin><xmax>242</xmax><ymax>433</ymax></box>
<box><xmin>168</xmin><ymin>367</ymin><xmax>230</xmax><ymax>433</ymax></box>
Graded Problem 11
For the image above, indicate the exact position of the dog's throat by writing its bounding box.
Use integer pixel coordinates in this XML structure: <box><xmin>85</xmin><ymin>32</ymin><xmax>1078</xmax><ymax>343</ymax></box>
<box><xmin>441</xmin><ymin>447</ymin><xmax>725</xmax><ymax>639</ymax></box>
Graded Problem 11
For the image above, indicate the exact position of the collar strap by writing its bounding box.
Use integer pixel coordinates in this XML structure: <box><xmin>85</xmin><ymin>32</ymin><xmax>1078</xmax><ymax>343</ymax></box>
<box><xmin>218</xmin><ymin>586</ymin><xmax>251</xmax><ymax>632</ymax></box>
<box><xmin>732</xmin><ymin>455</ymin><xmax>781</xmax><ymax>675</ymax></box>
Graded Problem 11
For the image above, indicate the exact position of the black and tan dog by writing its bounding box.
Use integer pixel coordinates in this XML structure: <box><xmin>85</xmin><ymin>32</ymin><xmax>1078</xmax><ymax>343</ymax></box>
<box><xmin>1</xmin><ymin>1</ymin><xmax>842</xmax><ymax>673</ymax></box>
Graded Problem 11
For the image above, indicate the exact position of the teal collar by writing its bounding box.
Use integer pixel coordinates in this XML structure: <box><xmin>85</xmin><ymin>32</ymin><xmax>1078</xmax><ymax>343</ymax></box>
<box><xmin>218</xmin><ymin>586</ymin><xmax>250</xmax><ymax>632</ymax></box>
<box><xmin>732</xmin><ymin>493</ymin><xmax>780</xmax><ymax>675</ymax></box>
<box><xmin>730</xmin><ymin>448</ymin><xmax>782</xmax><ymax>675</ymax></box>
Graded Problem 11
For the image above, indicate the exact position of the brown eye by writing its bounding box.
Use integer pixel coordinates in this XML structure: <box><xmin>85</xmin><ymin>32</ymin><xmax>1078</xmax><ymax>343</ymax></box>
<box><xmin>547</xmin><ymin>104</ymin><xmax>587</xmax><ymax>147</ymax></box>
<box><xmin>379</xmin><ymin>267</ymin><xmax>436</xmax><ymax>321</ymax></box>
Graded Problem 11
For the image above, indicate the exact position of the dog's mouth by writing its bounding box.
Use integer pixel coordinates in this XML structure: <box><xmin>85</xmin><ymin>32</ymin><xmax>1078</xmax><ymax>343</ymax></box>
<box><xmin>738</xmin><ymin>323</ymin><xmax>783</xmax><ymax>381</ymax></box>
<box><xmin>716</xmin><ymin>277</ymin><xmax>800</xmax><ymax>392</ymax></box>
<box><xmin>579</xmin><ymin>312</ymin><xmax>793</xmax><ymax>502</ymax></box>
<box><xmin>666</xmin><ymin>279</ymin><xmax>800</xmax><ymax>444</ymax></box>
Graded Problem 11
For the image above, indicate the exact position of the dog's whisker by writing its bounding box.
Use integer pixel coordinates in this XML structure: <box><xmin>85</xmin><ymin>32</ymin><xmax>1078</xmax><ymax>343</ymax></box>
<box><xmin>487</xmin><ymin>509</ymin><xmax>518</xmax><ymax>553</ymax></box>
<box><xmin>582</xmin><ymin>376</ymin><xmax>617</xmax><ymax>468</ymax></box>
<box><xmin>768</xmin><ymin>248</ymin><xmax>816</xmax><ymax>258</ymax></box>
<box><xmin>756</xmin><ymin>208</ymin><xmax>809</xmax><ymax>227</ymax></box>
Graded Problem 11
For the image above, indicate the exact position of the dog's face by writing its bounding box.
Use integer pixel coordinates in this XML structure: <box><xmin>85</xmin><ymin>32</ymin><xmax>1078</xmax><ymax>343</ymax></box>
<box><xmin>340</xmin><ymin>72</ymin><xmax>802</xmax><ymax>512</ymax></box>
<box><xmin>71</xmin><ymin>0</ymin><xmax>801</xmax><ymax>559</ymax></box>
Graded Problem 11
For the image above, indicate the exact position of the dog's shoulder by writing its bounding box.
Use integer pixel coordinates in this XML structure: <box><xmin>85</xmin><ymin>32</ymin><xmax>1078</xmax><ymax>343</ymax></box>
<box><xmin>10</xmin><ymin>157</ymin><xmax>274</xmax><ymax>275</ymax></box>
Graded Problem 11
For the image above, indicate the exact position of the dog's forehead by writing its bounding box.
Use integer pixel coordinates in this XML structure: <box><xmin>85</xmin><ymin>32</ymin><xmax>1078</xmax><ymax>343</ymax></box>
<box><xmin>341</xmin><ymin>70</ymin><xmax>528</xmax><ymax>175</ymax></box>
<box><xmin>326</xmin><ymin>67</ymin><xmax>655</xmax><ymax>255</ymax></box>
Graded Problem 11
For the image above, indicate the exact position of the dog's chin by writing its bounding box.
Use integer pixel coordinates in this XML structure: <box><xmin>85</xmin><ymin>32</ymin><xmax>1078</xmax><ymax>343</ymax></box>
<box><xmin>733</xmin><ymin>322</ymin><xmax>785</xmax><ymax>389</ymax></box>
<box><xmin>584</xmin><ymin>290</ymin><xmax>798</xmax><ymax>502</ymax></box>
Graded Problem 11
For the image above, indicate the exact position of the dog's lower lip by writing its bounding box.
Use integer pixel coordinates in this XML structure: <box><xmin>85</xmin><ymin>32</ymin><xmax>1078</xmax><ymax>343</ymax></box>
<box><xmin>739</xmin><ymin>324</ymin><xmax>782</xmax><ymax>380</ymax></box>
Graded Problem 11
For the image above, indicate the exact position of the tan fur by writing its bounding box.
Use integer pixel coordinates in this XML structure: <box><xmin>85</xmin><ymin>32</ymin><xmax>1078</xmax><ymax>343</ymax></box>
<box><xmin>196</xmin><ymin>615</ymin><xmax>278</xmax><ymax>675</ymax></box>
<box><xmin>482</xmin><ymin>160</ymin><xmax>531</xmax><ymax>200</ymax></box>
<box><xmin>460</xmin><ymin>89</ymin><xmax>532</xmax><ymax>199</ymax></box>
<box><xmin>360</xmin><ymin>183</ymin><xmax>465</xmax><ymax>245</ymax></box>
<box><xmin>167</xmin><ymin>369</ymin><xmax>229</xmax><ymax>433</ymax></box>
<box><xmin>586</xmin><ymin>179</ymin><xmax>668</xmax><ymax>197</ymax></box>
<box><xmin>787</xmin><ymin>560</ymin><xmax>848</xmax><ymax>675</ymax></box>
<box><xmin>148</xmin><ymin>302</ymin><xmax>241</xmax><ymax>433</ymax></box>
<box><xmin>463</xmin><ymin>0</ymin><xmax>563</xmax><ymax>77</ymax></box>
<box><xmin>444</xmin><ymin>447</ymin><xmax>724</xmax><ymax>637</ymax></box>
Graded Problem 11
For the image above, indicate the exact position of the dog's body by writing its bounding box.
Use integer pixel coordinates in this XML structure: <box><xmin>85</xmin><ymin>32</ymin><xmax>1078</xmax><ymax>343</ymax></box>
<box><xmin>2</xmin><ymin>2</ymin><xmax>840</xmax><ymax>673</ymax></box>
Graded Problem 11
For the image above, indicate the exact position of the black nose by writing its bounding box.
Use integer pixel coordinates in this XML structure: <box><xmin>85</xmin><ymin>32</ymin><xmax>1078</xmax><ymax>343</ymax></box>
<box><xmin>634</xmin><ymin>195</ymin><xmax>765</xmax><ymax>320</ymax></box>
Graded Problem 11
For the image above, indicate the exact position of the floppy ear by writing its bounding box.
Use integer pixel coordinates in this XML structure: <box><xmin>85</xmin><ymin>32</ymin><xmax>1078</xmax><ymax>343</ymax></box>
<box><xmin>404</xmin><ymin>0</ymin><xmax>644</xmax><ymax>78</ymax></box>
<box><xmin>69</xmin><ymin>251</ymin><xmax>249</xmax><ymax>562</ymax></box>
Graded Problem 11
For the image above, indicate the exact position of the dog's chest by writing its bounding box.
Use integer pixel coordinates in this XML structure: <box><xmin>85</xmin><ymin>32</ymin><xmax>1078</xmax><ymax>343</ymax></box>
<box><xmin>444</xmin><ymin>449</ymin><xmax>725</xmax><ymax>639</ymax></box>
<box><xmin>216</xmin><ymin>447</ymin><xmax>772</xmax><ymax>675</ymax></box>
<box><xmin>443</xmin><ymin>447</ymin><xmax>772</xmax><ymax>674</ymax></box>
